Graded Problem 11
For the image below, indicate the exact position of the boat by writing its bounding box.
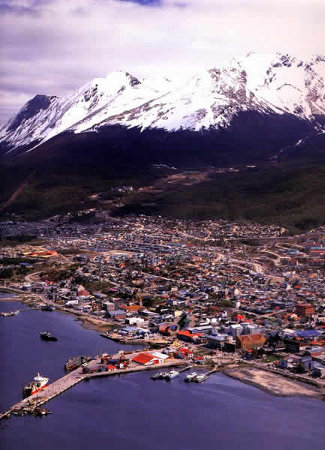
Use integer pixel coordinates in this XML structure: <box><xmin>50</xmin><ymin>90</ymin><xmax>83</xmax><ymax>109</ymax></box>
<box><xmin>151</xmin><ymin>372</ymin><xmax>165</xmax><ymax>380</ymax></box>
<box><xmin>65</xmin><ymin>356</ymin><xmax>84</xmax><ymax>371</ymax></box>
<box><xmin>165</xmin><ymin>370</ymin><xmax>180</xmax><ymax>380</ymax></box>
<box><xmin>0</xmin><ymin>310</ymin><xmax>20</xmax><ymax>317</ymax></box>
<box><xmin>23</xmin><ymin>373</ymin><xmax>49</xmax><ymax>398</ymax></box>
<box><xmin>41</xmin><ymin>305</ymin><xmax>55</xmax><ymax>311</ymax></box>
<box><xmin>194</xmin><ymin>374</ymin><xmax>208</xmax><ymax>383</ymax></box>
<box><xmin>40</xmin><ymin>331</ymin><xmax>58</xmax><ymax>341</ymax></box>
<box><xmin>33</xmin><ymin>407</ymin><xmax>51</xmax><ymax>417</ymax></box>
<box><xmin>185</xmin><ymin>372</ymin><xmax>198</xmax><ymax>382</ymax></box>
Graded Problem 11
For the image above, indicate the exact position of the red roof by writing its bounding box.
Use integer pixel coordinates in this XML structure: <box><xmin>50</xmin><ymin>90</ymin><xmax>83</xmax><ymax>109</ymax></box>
<box><xmin>177</xmin><ymin>330</ymin><xmax>202</xmax><ymax>338</ymax></box>
<box><xmin>132</xmin><ymin>352</ymin><xmax>155</xmax><ymax>365</ymax></box>
<box><xmin>179</xmin><ymin>348</ymin><xmax>192</xmax><ymax>354</ymax></box>
<box><xmin>78</xmin><ymin>290</ymin><xmax>90</xmax><ymax>296</ymax></box>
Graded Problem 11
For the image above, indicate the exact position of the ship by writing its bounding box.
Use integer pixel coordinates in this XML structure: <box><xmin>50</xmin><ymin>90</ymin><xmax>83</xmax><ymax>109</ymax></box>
<box><xmin>23</xmin><ymin>373</ymin><xmax>49</xmax><ymax>398</ymax></box>
<box><xmin>65</xmin><ymin>356</ymin><xmax>84</xmax><ymax>371</ymax></box>
<box><xmin>40</xmin><ymin>331</ymin><xmax>58</xmax><ymax>341</ymax></box>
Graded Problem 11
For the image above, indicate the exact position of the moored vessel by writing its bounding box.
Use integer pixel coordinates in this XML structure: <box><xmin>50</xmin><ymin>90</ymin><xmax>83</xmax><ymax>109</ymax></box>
<box><xmin>165</xmin><ymin>370</ymin><xmax>180</xmax><ymax>380</ymax></box>
<box><xmin>185</xmin><ymin>372</ymin><xmax>198</xmax><ymax>382</ymax></box>
<box><xmin>151</xmin><ymin>372</ymin><xmax>165</xmax><ymax>380</ymax></box>
<box><xmin>23</xmin><ymin>373</ymin><xmax>49</xmax><ymax>398</ymax></box>
<box><xmin>40</xmin><ymin>331</ymin><xmax>58</xmax><ymax>341</ymax></box>
<box><xmin>194</xmin><ymin>374</ymin><xmax>208</xmax><ymax>383</ymax></box>
<box><xmin>41</xmin><ymin>305</ymin><xmax>56</xmax><ymax>312</ymax></box>
<box><xmin>65</xmin><ymin>356</ymin><xmax>88</xmax><ymax>371</ymax></box>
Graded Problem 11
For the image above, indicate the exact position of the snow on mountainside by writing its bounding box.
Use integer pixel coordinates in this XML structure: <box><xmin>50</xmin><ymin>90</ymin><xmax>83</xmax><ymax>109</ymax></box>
<box><xmin>1</xmin><ymin>53</ymin><xmax>325</xmax><ymax>152</ymax></box>
<box><xmin>0</xmin><ymin>71</ymin><xmax>168</xmax><ymax>151</ymax></box>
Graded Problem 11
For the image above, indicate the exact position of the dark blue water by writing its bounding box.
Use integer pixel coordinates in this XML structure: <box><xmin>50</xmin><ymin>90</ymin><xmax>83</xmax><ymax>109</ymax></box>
<box><xmin>0</xmin><ymin>292</ymin><xmax>18</xmax><ymax>300</ymax></box>
<box><xmin>1</xmin><ymin>300</ymin><xmax>325</xmax><ymax>450</ymax></box>
<box><xmin>0</xmin><ymin>301</ymin><xmax>137</xmax><ymax>411</ymax></box>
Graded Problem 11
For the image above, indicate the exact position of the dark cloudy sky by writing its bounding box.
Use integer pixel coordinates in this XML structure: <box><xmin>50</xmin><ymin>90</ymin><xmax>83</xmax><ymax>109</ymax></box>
<box><xmin>0</xmin><ymin>0</ymin><xmax>324</xmax><ymax>123</ymax></box>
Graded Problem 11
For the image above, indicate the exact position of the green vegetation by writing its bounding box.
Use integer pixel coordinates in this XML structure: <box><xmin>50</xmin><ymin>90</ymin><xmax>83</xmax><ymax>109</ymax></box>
<box><xmin>0</xmin><ymin>234</ymin><xmax>39</xmax><ymax>247</ymax></box>
<box><xmin>0</xmin><ymin>257</ymin><xmax>35</xmax><ymax>265</ymax></box>
<box><xmin>218</xmin><ymin>300</ymin><xmax>234</xmax><ymax>308</ymax></box>
<box><xmin>117</xmin><ymin>163</ymin><xmax>325</xmax><ymax>233</ymax></box>
<box><xmin>1</xmin><ymin>169</ymin><xmax>163</xmax><ymax>220</ymax></box>
<box><xmin>1</xmin><ymin>162</ymin><xmax>325</xmax><ymax>233</ymax></box>
<box><xmin>263</xmin><ymin>354</ymin><xmax>283</xmax><ymax>363</ymax></box>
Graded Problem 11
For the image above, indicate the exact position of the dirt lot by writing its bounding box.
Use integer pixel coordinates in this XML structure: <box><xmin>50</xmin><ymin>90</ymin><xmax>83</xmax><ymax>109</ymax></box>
<box><xmin>225</xmin><ymin>367</ymin><xmax>319</xmax><ymax>397</ymax></box>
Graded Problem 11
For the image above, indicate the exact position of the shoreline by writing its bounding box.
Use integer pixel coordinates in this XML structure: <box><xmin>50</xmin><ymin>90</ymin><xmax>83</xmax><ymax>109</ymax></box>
<box><xmin>0</xmin><ymin>296</ymin><xmax>21</xmax><ymax>302</ymax></box>
<box><xmin>0</xmin><ymin>287</ymin><xmax>117</xmax><ymax>333</ymax></box>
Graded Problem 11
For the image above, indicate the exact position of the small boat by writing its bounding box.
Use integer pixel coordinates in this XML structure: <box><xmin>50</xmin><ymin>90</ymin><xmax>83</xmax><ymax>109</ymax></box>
<box><xmin>41</xmin><ymin>305</ymin><xmax>55</xmax><ymax>311</ymax></box>
<box><xmin>0</xmin><ymin>310</ymin><xmax>20</xmax><ymax>317</ymax></box>
<box><xmin>33</xmin><ymin>407</ymin><xmax>51</xmax><ymax>417</ymax></box>
<box><xmin>165</xmin><ymin>370</ymin><xmax>180</xmax><ymax>380</ymax></box>
<box><xmin>23</xmin><ymin>373</ymin><xmax>49</xmax><ymax>398</ymax></box>
<box><xmin>185</xmin><ymin>372</ymin><xmax>198</xmax><ymax>382</ymax></box>
<box><xmin>40</xmin><ymin>331</ymin><xmax>58</xmax><ymax>341</ymax></box>
<box><xmin>151</xmin><ymin>372</ymin><xmax>164</xmax><ymax>380</ymax></box>
<box><xmin>194</xmin><ymin>374</ymin><xmax>208</xmax><ymax>383</ymax></box>
<box><xmin>157</xmin><ymin>371</ymin><xmax>169</xmax><ymax>379</ymax></box>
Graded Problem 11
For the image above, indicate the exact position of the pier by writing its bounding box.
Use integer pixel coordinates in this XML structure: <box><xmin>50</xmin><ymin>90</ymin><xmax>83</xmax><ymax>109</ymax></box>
<box><xmin>0</xmin><ymin>367</ymin><xmax>86</xmax><ymax>421</ymax></box>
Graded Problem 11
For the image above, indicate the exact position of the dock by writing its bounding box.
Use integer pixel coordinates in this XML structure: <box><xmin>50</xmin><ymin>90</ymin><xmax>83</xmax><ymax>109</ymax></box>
<box><xmin>0</xmin><ymin>367</ymin><xmax>86</xmax><ymax>421</ymax></box>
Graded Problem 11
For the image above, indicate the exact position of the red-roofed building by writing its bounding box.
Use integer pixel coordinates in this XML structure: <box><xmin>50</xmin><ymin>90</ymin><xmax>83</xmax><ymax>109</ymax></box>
<box><xmin>132</xmin><ymin>352</ymin><xmax>168</xmax><ymax>366</ymax></box>
<box><xmin>78</xmin><ymin>290</ymin><xmax>90</xmax><ymax>297</ymax></box>
<box><xmin>178</xmin><ymin>348</ymin><xmax>193</xmax><ymax>359</ymax></box>
<box><xmin>177</xmin><ymin>330</ymin><xmax>202</xmax><ymax>343</ymax></box>
<box><xmin>236</xmin><ymin>333</ymin><xmax>266</xmax><ymax>351</ymax></box>
<box><xmin>132</xmin><ymin>352</ymin><xmax>156</xmax><ymax>365</ymax></box>
<box><xmin>296</xmin><ymin>303</ymin><xmax>315</xmax><ymax>317</ymax></box>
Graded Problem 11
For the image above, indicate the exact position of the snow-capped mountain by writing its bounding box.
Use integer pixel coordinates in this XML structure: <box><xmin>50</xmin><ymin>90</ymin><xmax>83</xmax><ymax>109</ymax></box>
<box><xmin>1</xmin><ymin>53</ymin><xmax>325</xmax><ymax>153</ymax></box>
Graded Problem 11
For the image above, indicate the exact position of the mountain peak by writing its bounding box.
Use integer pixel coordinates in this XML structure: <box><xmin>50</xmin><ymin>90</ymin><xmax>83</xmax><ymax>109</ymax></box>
<box><xmin>7</xmin><ymin>94</ymin><xmax>57</xmax><ymax>132</ymax></box>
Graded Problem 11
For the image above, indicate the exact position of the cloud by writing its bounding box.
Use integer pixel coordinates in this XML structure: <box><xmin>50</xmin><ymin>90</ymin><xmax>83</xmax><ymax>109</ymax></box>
<box><xmin>0</xmin><ymin>0</ymin><xmax>324</xmax><ymax>123</ymax></box>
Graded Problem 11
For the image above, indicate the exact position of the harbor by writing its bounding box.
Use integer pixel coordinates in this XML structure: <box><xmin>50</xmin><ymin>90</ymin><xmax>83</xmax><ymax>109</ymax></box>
<box><xmin>0</xmin><ymin>351</ymin><xmax>188</xmax><ymax>421</ymax></box>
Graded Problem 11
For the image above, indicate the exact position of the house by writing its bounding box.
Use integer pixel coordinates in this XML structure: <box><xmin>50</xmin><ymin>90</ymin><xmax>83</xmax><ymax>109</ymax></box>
<box><xmin>236</xmin><ymin>333</ymin><xmax>266</xmax><ymax>351</ymax></box>
<box><xmin>107</xmin><ymin>310</ymin><xmax>126</xmax><ymax>320</ymax></box>
<box><xmin>230</xmin><ymin>324</ymin><xmax>243</xmax><ymax>337</ymax></box>
<box><xmin>207</xmin><ymin>334</ymin><xmax>229</xmax><ymax>349</ymax></box>
<box><xmin>284</xmin><ymin>337</ymin><xmax>301</xmax><ymax>353</ymax></box>
<box><xmin>177</xmin><ymin>348</ymin><xmax>193</xmax><ymax>359</ymax></box>
<box><xmin>125</xmin><ymin>305</ymin><xmax>142</xmax><ymax>313</ymax></box>
<box><xmin>102</xmin><ymin>301</ymin><xmax>115</xmax><ymax>311</ymax></box>
<box><xmin>298</xmin><ymin>356</ymin><xmax>313</xmax><ymax>373</ymax></box>
<box><xmin>278</xmin><ymin>355</ymin><xmax>301</xmax><ymax>370</ymax></box>
<box><xmin>159</xmin><ymin>323</ymin><xmax>177</xmax><ymax>335</ymax></box>
<box><xmin>312</xmin><ymin>366</ymin><xmax>325</xmax><ymax>378</ymax></box>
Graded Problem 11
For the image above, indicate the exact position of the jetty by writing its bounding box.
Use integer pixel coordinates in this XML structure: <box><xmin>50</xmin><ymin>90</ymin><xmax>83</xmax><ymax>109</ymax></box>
<box><xmin>0</xmin><ymin>368</ymin><xmax>85</xmax><ymax>421</ymax></box>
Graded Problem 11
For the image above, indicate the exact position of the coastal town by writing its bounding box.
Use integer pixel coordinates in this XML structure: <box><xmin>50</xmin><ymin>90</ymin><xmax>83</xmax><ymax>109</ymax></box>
<box><xmin>1</xmin><ymin>212</ymin><xmax>325</xmax><ymax>415</ymax></box>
